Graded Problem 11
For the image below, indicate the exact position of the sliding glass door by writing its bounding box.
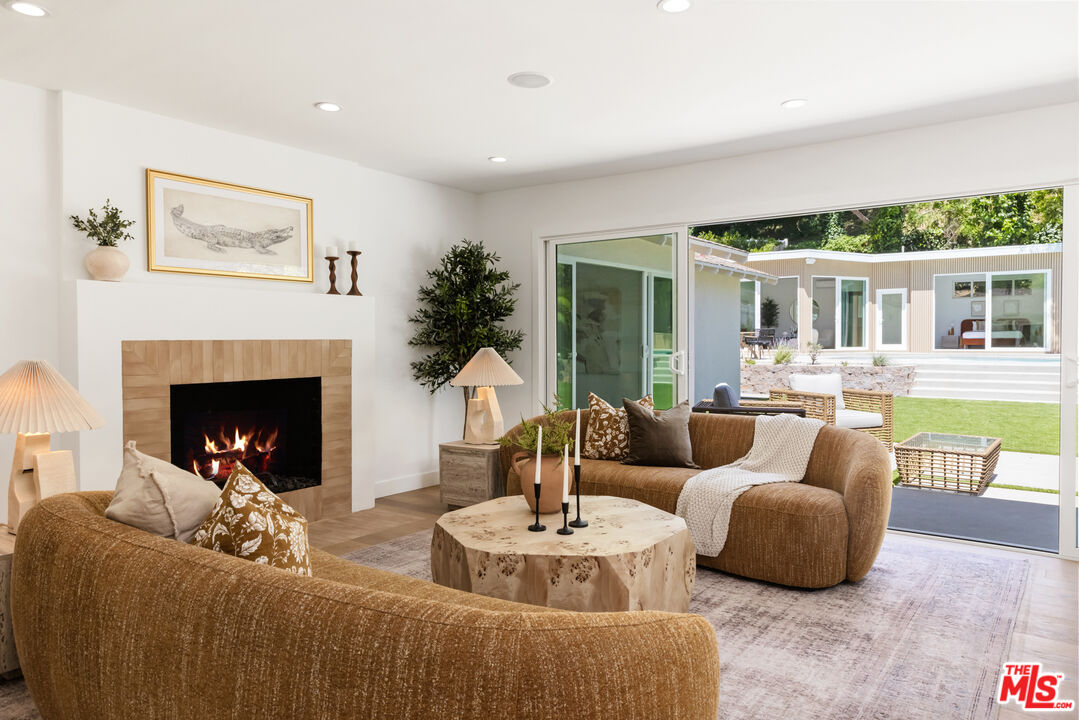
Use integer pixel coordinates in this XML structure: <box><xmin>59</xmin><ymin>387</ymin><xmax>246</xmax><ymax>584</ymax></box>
<box><xmin>550</xmin><ymin>233</ymin><xmax>681</xmax><ymax>410</ymax></box>
<box><xmin>812</xmin><ymin>276</ymin><xmax>868</xmax><ymax>350</ymax></box>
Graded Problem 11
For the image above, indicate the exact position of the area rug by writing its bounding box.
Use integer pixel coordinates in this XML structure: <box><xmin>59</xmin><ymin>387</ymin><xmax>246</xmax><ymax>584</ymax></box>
<box><xmin>344</xmin><ymin>531</ymin><xmax>1028</xmax><ymax>720</ymax></box>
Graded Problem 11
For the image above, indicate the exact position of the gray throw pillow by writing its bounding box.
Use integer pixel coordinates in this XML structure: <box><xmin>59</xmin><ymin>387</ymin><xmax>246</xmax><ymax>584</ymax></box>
<box><xmin>622</xmin><ymin>399</ymin><xmax>698</xmax><ymax>468</ymax></box>
<box><xmin>106</xmin><ymin>441</ymin><xmax>222</xmax><ymax>543</ymax></box>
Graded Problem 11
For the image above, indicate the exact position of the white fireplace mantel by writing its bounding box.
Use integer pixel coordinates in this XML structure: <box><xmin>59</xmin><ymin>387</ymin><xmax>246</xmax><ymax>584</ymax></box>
<box><xmin>65</xmin><ymin>279</ymin><xmax>376</xmax><ymax>512</ymax></box>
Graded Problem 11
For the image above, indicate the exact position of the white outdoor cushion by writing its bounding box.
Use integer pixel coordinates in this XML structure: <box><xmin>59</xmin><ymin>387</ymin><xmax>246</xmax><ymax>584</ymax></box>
<box><xmin>788</xmin><ymin>373</ymin><xmax>845</xmax><ymax>410</ymax></box>
<box><xmin>106</xmin><ymin>441</ymin><xmax>222</xmax><ymax>543</ymax></box>
<box><xmin>835</xmin><ymin>409</ymin><xmax>884</xmax><ymax>429</ymax></box>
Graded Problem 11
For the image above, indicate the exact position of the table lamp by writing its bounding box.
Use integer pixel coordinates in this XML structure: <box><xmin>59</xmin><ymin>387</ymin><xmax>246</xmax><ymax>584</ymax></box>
<box><xmin>449</xmin><ymin>348</ymin><xmax>523</xmax><ymax>444</ymax></box>
<box><xmin>0</xmin><ymin>360</ymin><xmax>105</xmax><ymax>533</ymax></box>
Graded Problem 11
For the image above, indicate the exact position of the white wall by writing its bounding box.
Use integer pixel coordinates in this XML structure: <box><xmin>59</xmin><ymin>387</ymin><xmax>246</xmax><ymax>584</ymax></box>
<box><xmin>0</xmin><ymin>82</ymin><xmax>479</xmax><ymax>520</ymax></box>
<box><xmin>477</xmin><ymin>102</ymin><xmax>1079</xmax><ymax>422</ymax></box>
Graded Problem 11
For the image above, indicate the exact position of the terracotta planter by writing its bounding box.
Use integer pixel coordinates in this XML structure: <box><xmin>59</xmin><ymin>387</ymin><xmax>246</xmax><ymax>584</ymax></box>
<box><xmin>510</xmin><ymin>452</ymin><xmax>567</xmax><ymax>514</ymax></box>
<box><xmin>84</xmin><ymin>246</ymin><xmax>130</xmax><ymax>281</ymax></box>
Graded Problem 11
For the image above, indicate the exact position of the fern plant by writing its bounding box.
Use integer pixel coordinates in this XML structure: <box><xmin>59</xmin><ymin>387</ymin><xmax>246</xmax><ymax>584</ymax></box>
<box><xmin>70</xmin><ymin>199</ymin><xmax>134</xmax><ymax>247</ymax></box>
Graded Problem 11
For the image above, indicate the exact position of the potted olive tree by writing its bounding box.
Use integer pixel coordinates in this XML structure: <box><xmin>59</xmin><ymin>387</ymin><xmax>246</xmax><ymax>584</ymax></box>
<box><xmin>71</xmin><ymin>199</ymin><xmax>134</xmax><ymax>281</ymax></box>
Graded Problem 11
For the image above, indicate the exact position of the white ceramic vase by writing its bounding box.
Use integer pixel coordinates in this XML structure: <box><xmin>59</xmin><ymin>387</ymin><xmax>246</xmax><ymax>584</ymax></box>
<box><xmin>84</xmin><ymin>246</ymin><xmax>130</xmax><ymax>282</ymax></box>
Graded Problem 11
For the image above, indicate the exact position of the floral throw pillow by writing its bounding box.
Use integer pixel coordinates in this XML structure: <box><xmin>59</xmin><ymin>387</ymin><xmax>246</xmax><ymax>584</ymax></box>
<box><xmin>582</xmin><ymin>392</ymin><xmax>654</xmax><ymax>461</ymax></box>
<box><xmin>192</xmin><ymin>463</ymin><xmax>311</xmax><ymax>576</ymax></box>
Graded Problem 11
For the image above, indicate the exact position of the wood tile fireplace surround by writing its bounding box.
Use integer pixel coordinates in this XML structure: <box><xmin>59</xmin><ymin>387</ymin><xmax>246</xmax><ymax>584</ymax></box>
<box><xmin>121</xmin><ymin>339</ymin><xmax>352</xmax><ymax>521</ymax></box>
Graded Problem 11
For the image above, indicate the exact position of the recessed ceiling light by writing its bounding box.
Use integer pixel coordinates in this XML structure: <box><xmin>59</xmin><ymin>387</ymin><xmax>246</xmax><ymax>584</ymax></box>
<box><xmin>488</xmin><ymin>156</ymin><xmax>508</xmax><ymax>164</ymax></box>
<box><xmin>780</xmin><ymin>98</ymin><xmax>809</xmax><ymax>109</ymax></box>
<box><xmin>313</xmin><ymin>101</ymin><xmax>341</xmax><ymax>112</ymax></box>
<box><xmin>507</xmin><ymin>72</ymin><xmax>552</xmax><ymax>89</ymax></box>
<box><xmin>5</xmin><ymin>1</ymin><xmax>49</xmax><ymax>16</ymax></box>
<box><xmin>656</xmin><ymin>0</ymin><xmax>691</xmax><ymax>13</ymax></box>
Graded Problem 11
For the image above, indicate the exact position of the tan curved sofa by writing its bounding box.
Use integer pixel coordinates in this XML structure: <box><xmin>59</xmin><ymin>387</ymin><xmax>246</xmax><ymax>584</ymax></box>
<box><xmin>503</xmin><ymin>410</ymin><xmax>892</xmax><ymax>589</ymax></box>
<box><xmin>13</xmin><ymin>492</ymin><xmax>720</xmax><ymax>720</ymax></box>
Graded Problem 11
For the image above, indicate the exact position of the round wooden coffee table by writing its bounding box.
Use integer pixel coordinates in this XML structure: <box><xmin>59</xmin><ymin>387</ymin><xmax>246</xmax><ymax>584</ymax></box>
<box><xmin>430</xmin><ymin>495</ymin><xmax>695</xmax><ymax>612</ymax></box>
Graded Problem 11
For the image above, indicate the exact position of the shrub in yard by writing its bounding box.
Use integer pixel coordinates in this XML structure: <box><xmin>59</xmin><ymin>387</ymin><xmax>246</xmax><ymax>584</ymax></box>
<box><xmin>806</xmin><ymin>342</ymin><xmax>822</xmax><ymax>365</ymax></box>
<box><xmin>872</xmin><ymin>354</ymin><xmax>889</xmax><ymax>367</ymax></box>
<box><xmin>772</xmin><ymin>344</ymin><xmax>794</xmax><ymax>365</ymax></box>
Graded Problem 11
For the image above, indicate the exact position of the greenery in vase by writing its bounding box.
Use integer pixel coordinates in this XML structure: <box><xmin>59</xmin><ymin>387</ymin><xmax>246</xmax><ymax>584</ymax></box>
<box><xmin>500</xmin><ymin>395</ymin><xmax>575</xmax><ymax>457</ymax></box>
<box><xmin>70</xmin><ymin>199</ymin><xmax>135</xmax><ymax>247</ymax></box>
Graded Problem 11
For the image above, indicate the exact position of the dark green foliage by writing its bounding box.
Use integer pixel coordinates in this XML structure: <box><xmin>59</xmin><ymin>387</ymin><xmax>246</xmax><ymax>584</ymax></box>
<box><xmin>408</xmin><ymin>239</ymin><xmax>524</xmax><ymax>393</ymax></box>
<box><xmin>691</xmin><ymin>188</ymin><xmax>1062</xmax><ymax>255</ymax></box>
<box><xmin>70</xmin><ymin>199</ymin><xmax>134</xmax><ymax>247</ymax></box>
<box><xmin>760</xmin><ymin>296</ymin><xmax>779</xmax><ymax>328</ymax></box>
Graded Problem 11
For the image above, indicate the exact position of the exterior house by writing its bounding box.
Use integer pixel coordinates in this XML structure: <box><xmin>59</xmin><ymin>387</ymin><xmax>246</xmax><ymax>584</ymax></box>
<box><xmin>736</xmin><ymin>243</ymin><xmax>1061</xmax><ymax>354</ymax></box>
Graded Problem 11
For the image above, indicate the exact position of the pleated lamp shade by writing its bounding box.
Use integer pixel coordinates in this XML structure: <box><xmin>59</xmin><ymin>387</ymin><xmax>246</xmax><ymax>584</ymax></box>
<box><xmin>449</xmin><ymin>348</ymin><xmax>523</xmax><ymax>387</ymax></box>
<box><xmin>0</xmin><ymin>360</ymin><xmax>105</xmax><ymax>434</ymax></box>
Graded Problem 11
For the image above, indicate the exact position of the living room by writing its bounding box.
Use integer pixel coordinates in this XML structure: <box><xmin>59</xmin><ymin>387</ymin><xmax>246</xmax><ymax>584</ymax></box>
<box><xmin>0</xmin><ymin>2</ymin><xmax>1076</xmax><ymax>719</ymax></box>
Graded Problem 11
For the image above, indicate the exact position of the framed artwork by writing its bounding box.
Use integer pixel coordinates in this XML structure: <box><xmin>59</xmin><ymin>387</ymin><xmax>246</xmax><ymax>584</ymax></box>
<box><xmin>953</xmin><ymin>281</ymin><xmax>971</xmax><ymax>298</ymax></box>
<box><xmin>1002</xmin><ymin>299</ymin><xmax>1021</xmax><ymax>316</ymax></box>
<box><xmin>992</xmin><ymin>279</ymin><xmax>1013</xmax><ymax>296</ymax></box>
<box><xmin>146</xmin><ymin>169</ymin><xmax>314</xmax><ymax>282</ymax></box>
<box><xmin>970</xmin><ymin>300</ymin><xmax>986</xmax><ymax>318</ymax></box>
<box><xmin>1014</xmin><ymin>278</ymin><xmax>1033</xmax><ymax>296</ymax></box>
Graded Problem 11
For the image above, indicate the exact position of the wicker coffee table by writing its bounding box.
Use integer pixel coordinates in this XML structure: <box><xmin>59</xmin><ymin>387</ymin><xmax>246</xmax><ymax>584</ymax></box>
<box><xmin>895</xmin><ymin>432</ymin><xmax>1002</xmax><ymax>494</ymax></box>
<box><xmin>430</xmin><ymin>495</ymin><xmax>695</xmax><ymax>612</ymax></box>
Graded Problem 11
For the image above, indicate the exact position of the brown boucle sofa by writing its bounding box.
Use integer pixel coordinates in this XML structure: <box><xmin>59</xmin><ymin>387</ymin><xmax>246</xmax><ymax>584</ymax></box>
<box><xmin>13</xmin><ymin>492</ymin><xmax>720</xmax><ymax>720</ymax></box>
<box><xmin>503</xmin><ymin>410</ymin><xmax>892</xmax><ymax>589</ymax></box>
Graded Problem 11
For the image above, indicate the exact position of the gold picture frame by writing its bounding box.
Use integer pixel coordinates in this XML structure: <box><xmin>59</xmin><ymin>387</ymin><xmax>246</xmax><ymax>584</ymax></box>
<box><xmin>146</xmin><ymin>169</ymin><xmax>314</xmax><ymax>282</ymax></box>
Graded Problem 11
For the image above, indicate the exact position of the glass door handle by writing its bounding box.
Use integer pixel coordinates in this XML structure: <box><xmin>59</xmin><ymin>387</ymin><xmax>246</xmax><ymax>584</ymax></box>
<box><xmin>669</xmin><ymin>350</ymin><xmax>686</xmax><ymax>376</ymax></box>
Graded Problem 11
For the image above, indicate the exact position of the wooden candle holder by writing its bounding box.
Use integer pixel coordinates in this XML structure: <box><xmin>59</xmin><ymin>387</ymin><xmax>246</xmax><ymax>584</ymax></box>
<box><xmin>325</xmin><ymin>256</ymin><xmax>340</xmax><ymax>295</ymax></box>
<box><xmin>346</xmin><ymin>250</ymin><xmax>363</xmax><ymax>296</ymax></box>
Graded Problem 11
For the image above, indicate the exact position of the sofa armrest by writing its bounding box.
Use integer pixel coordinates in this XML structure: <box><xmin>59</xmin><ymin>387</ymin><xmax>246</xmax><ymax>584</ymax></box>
<box><xmin>768</xmin><ymin>389</ymin><xmax>836</xmax><ymax>424</ymax></box>
<box><xmin>828</xmin><ymin>431</ymin><xmax>892</xmax><ymax>582</ymax></box>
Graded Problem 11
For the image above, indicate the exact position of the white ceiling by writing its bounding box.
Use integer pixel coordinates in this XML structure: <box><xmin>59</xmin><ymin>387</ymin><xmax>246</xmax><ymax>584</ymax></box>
<box><xmin>0</xmin><ymin>1</ymin><xmax>1075</xmax><ymax>193</ymax></box>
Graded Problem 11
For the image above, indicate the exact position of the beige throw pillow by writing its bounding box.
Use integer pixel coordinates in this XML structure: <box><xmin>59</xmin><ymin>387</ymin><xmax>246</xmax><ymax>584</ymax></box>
<box><xmin>582</xmin><ymin>392</ymin><xmax>654</xmax><ymax>460</ymax></box>
<box><xmin>106</xmin><ymin>441</ymin><xmax>223</xmax><ymax>543</ymax></box>
<box><xmin>192</xmin><ymin>463</ymin><xmax>311</xmax><ymax>576</ymax></box>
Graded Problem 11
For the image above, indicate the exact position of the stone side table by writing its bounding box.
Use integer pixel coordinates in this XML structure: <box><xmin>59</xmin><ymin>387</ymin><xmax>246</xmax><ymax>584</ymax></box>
<box><xmin>431</xmin><ymin>495</ymin><xmax>695</xmax><ymax>613</ymax></box>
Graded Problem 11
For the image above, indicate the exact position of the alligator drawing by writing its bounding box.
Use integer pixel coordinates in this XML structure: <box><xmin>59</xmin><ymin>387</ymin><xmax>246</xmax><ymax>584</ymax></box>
<box><xmin>169</xmin><ymin>204</ymin><xmax>293</xmax><ymax>254</ymax></box>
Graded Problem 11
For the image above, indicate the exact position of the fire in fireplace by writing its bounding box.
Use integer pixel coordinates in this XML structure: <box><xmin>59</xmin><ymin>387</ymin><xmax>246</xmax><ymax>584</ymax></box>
<box><xmin>170</xmin><ymin>377</ymin><xmax>321</xmax><ymax>495</ymax></box>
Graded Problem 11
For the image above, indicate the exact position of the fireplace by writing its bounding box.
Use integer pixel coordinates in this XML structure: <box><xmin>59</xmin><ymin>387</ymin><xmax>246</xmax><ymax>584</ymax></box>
<box><xmin>170</xmin><ymin>377</ymin><xmax>322</xmax><ymax>495</ymax></box>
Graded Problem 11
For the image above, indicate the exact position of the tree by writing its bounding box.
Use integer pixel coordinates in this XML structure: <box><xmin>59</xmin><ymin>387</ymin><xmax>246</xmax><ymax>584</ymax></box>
<box><xmin>408</xmin><ymin>240</ymin><xmax>524</xmax><ymax>432</ymax></box>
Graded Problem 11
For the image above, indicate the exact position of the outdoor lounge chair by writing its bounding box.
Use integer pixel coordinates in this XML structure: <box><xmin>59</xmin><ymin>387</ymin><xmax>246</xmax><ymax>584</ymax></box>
<box><xmin>769</xmin><ymin>373</ymin><xmax>894</xmax><ymax>451</ymax></box>
<box><xmin>693</xmin><ymin>383</ymin><xmax>806</xmax><ymax>417</ymax></box>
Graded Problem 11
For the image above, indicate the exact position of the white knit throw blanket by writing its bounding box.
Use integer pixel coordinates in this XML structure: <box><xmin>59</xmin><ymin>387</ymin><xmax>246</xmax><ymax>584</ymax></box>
<box><xmin>676</xmin><ymin>413</ymin><xmax>825</xmax><ymax>556</ymax></box>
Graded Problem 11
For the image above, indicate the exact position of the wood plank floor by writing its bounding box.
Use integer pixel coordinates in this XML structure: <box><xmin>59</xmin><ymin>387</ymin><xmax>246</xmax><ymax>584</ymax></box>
<box><xmin>311</xmin><ymin>486</ymin><xmax>1079</xmax><ymax>718</ymax></box>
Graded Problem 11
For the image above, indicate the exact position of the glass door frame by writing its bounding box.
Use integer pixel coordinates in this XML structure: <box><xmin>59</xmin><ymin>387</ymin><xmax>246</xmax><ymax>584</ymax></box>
<box><xmin>876</xmin><ymin>287</ymin><xmax>908</xmax><ymax>351</ymax></box>
<box><xmin>539</xmin><ymin>225</ymin><xmax>690</xmax><ymax>411</ymax></box>
<box><xmin>1059</xmin><ymin>184</ymin><xmax>1078</xmax><ymax>560</ymax></box>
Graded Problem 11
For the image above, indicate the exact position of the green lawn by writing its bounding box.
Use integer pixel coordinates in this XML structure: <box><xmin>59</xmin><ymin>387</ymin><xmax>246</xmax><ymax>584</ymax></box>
<box><xmin>893</xmin><ymin>396</ymin><xmax>1059</xmax><ymax>455</ymax></box>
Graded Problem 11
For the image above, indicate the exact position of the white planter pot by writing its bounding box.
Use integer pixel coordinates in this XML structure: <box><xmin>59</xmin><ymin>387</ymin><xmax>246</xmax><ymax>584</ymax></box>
<box><xmin>84</xmin><ymin>246</ymin><xmax>130</xmax><ymax>282</ymax></box>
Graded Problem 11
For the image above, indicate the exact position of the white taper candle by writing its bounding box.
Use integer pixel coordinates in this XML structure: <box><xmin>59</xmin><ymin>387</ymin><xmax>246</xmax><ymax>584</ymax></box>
<box><xmin>563</xmin><ymin>444</ymin><xmax>569</xmax><ymax>503</ymax></box>
<box><xmin>534</xmin><ymin>425</ymin><xmax>543</xmax><ymax>486</ymax></box>
<box><xmin>574</xmin><ymin>408</ymin><xmax>581</xmax><ymax>466</ymax></box>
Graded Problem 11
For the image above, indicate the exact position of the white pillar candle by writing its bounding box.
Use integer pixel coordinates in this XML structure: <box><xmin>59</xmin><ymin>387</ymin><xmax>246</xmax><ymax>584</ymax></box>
<box><xmin>574</xmin><ymin>408</ymin><xmax>581</xmax><ymax>466</ymax></box>
<box><xmin>325</xmin><ymin>245</ymin><xmax>339</xmax><ymax>258</ymax></box>
<box><xmin>562</xmin><ymin>444</ymin><xmax>570</xmax><ymax>503</ymax></box>
<box><xmin>348</xmin><ymin>241</ymin><xmax>360</xmax><ymax>253</ymax></box>
<box><xmin>534</xmin><ymin>426</ymin><xmax>543</xmax><ymax>486</ymax></box>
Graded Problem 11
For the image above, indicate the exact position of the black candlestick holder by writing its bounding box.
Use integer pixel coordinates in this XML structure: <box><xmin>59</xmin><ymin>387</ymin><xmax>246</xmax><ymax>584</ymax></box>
<box><xmin>557</xmin><ymin>501</ymin><xmax>573</xmax><ymax>535</ymax></box>
<box><xmin>569</xmin><ymin>464</ymin><xmax>588</xmax><ymax>528</ymax></box>
<box><xmin>325</xmin><ymin>256</ymin><xmax>340</xmax><ymax>295</ymax></box>
<box><xmin>528</xmin><ymin>482</ymin><xmax>545</xmax><ymax>532</ymax></box>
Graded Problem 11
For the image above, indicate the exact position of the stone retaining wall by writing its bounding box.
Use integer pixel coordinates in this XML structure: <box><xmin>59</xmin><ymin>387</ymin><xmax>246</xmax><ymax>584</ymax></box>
<box><xmin>740</xmin><ymin>363</ymin><xmax>916</xmax><ymax>397</ymax></box>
